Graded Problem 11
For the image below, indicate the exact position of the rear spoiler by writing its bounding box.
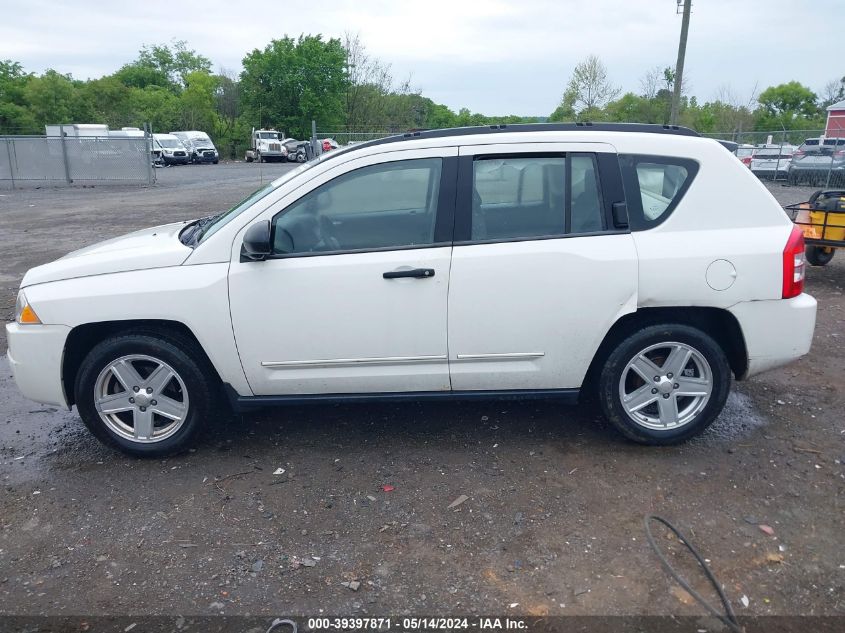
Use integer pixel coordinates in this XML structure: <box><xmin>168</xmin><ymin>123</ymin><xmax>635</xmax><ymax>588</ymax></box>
<box><xmin>717</xmin><ymin>140</ymin><xmax>739</xmax><ymax>153</ymax></box>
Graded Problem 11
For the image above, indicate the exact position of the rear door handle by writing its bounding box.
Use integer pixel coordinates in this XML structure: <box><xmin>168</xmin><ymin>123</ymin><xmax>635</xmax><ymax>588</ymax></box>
<box><xmin>383</xmin><ymin>268</ymin><xmax>435</xmax><ymax>279</ymax></box>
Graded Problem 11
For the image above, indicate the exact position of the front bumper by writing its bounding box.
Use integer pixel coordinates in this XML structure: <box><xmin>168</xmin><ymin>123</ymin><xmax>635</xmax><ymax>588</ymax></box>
<box><xmin>6</xmin><ymin>322</ymin><xmax>72</xmax><ymax>409</ymax></box>
<box><xmin>162</xmin><ymin>155</ymin><xmax>190</xmax><ymax>165</ymax></box>
<box><xmin>729</xmin><ymin>293</ymin><xmax>817</xmax><ymax>379</ymax></box>
<box><xmin>194</xmin><ymin>152</ymin><xmax>218</xmax><ymax>163</ymax></box>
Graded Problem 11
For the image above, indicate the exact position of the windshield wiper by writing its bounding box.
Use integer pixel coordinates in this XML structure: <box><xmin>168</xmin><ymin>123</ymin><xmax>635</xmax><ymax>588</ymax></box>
<box><xmin>190</xmin><ymin>214</ymin><xmax>224</xmax><ymax>245</ymax></box>
<box><xmin>179</xmin><ymin>214</ymin><xmax>220</xmax><ymax>247</ymax></box>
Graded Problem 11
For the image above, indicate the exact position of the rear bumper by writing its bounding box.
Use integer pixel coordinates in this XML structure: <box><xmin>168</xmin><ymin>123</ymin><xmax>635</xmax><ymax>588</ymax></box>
<box><xmin>729</xmin><ymin>293</ymin><xmax>817</xmax><ymax>379</ymax></box>
<box><xmin>5</xmin><ymin>323</ymin><xmax>71</xmax><ymax>409</ymax></box>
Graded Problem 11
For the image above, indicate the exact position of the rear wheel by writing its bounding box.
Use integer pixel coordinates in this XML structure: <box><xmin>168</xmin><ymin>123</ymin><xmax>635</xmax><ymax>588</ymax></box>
<box><xmin>598</xmin><ymin>324</ymin><xmax>731</xmax><ymax>445</ymax></box>
<box><xmin>75</xmin><ymin>333</ymin><xmax>215</xmax><ymax>457</ymax></box>
<box><xmin>806</xmin><ymin>245</ymin><xmax>835</xmax><ymax>266</ymax></box>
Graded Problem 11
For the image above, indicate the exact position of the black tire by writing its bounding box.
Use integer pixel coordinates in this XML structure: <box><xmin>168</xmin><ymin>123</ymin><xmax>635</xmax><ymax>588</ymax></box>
<box><xmin>245</xmin><ymin>154</ymin><xmax>253</xmax><ymax>163</ymax></box>
<box><xmin>598</xmin><ymin>324</ymin><xmax>731</xmax><ymax>445</ymax></box>
<box><xmin>74</xmin><ymin>331</ymin><xmax>217</xmax><ymax>457</ymax></box>
<box><xmin>213</xmin><ymin>159</ymin><xmax>219</xmax><ymax>164</ymax></box>
<box><xmin>806</xmin><ymin>245</ymin><xmax>835</xmax><ymax>266</ymax></box>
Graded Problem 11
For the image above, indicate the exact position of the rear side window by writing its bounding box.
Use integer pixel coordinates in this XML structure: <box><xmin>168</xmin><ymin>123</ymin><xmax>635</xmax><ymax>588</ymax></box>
<box><xmin>619</xmin><ymin>155</ymin><xmax>698</xmax><ymax>229</ymax></box>
<box><xmin>470</xmin><ymin>154</ymin><xmax>605</xmax><ymax>241</ymax></box>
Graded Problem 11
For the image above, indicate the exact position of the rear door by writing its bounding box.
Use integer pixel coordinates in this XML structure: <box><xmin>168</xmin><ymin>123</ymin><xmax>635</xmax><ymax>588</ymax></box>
<box><xmin>447</xmin><ymin>143</ymin><xmax>638</xmax><ymax>391</ymax></box>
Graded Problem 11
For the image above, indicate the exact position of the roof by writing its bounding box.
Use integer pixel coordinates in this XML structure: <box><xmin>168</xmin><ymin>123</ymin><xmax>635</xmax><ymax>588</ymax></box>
<box><xmin>826</xmin><ymin>99</ymin><xmax>845</xmax><ymax>111</ymax></box>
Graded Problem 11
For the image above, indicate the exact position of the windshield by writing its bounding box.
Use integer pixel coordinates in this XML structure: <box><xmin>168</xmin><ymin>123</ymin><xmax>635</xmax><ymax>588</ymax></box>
<box><xmin>258</xmin><ymin>132</ymin><xmax>279</xmax><ymax>139</ymax></box>
<box><xmin>197</xmin><ymin>162</ymin><xmax>314</xmax><ymax>243</ymax></box>
<box><xmin>158</xmin><ymin>138</ymin><xmax>182</xmax><ymax>148</ymax></box>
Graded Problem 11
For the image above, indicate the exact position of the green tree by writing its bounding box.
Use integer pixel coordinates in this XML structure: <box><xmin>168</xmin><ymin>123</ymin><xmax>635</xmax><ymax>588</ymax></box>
<box><xmin>24</xmin><ymin>70</ymin><xmax>92</xmax><ymax>128</ymax></box>
<box><xmin>241</xmin><ymin>35</ymin><xmax>347</xmax><ymax>138</ymax></box>
<box><xmin>755</xmin><ymin>81</ymin><xmax>822</xmax><ymax>130</ymax></box>
<box><xmin>115</xmin><ymin>41</ymin><xmax>211</xmax><ymax>92</ymax></box>
<box><xmin>0</xmin><ymin>60</ymin><xmax>36</xmax><ymax>133</ymax></box>
<box><xmin>180</xmin><ymin>71</ymin><xmax>217</xmax><ymax>130</ymax></box>
<box><xmin>554</xmin><ymin>55</ymin><xmax>619</xmax><ymax>121</ymax></box>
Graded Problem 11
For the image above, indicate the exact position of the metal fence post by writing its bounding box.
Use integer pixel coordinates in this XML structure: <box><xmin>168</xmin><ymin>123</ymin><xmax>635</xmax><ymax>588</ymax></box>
<box><xmin>4</xmin><ymin>137</ymin><xmax>15</xmax><ymax>190</ymax></box>
<box><xmin>59</xmin><ymin>128</ymin><xmax>72</xmax><ymax>184</ymax></box>
<box><xmin>144</xmin><ymin>123</ymin><xmax>154</xmax><ymax>185</ymax></box>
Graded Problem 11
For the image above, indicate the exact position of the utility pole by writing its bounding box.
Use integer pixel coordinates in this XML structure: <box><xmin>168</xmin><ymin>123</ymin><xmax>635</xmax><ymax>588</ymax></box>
<box><xmin>670</xmin><ymin>0</ymin><xmax>692</xmax><ymax>125</ymax></box>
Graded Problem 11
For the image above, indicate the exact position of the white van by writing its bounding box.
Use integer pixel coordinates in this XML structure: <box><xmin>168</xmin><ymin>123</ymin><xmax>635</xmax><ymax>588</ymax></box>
<box><xmin>152</xmin><ymin>133</ymin><xmax>190</xmax><ymax>166</ymax></box>
<box><xmin>171</xmin><ymin>131</ymin><xmax>219</xmax><ymax>164</ymax></box>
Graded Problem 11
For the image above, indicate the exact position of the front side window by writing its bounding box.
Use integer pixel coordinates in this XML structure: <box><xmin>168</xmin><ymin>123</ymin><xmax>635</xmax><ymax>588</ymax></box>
<box><xmin>271</xmin><ymin>158</ymin><xmax>442</xmax><ymax>255</ymax></box>
<box><xmin>470</xmin><ymin>154</ymin><xmax>604</xmax><ymax>240</ymax></box>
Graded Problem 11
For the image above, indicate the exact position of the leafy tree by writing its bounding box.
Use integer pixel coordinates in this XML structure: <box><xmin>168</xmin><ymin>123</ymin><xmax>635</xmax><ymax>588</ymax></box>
<box><xmin>24</xmin><ymin>70</ymin><xmax>92</xmax><ymax>128</ymax></box>
<box><xmin>556</xmin><ymin>55</ymin><xmax>620</xmax><ymax>120</ymax></box>
<box><xmin>241</xmin><ymin>35</ymin><xmax>346</xmax><ymax>138</ymax></box>
<box><xmin>755</xmin><ymin>81</ymin><xmax>821</xmax><ymax>130</ymax></box>
<box><xmin>0</xmin><ymin>60</ymin><xmax>36</xmax><ymax>132</ymax></box>
<box><xmin>114</xmin><ymin>41</ymin><xmax>211</xmax><ymax>93</ymax></box>
<box><xmin>180</xmin><ymin>71</ymin><xmax>217</xmax><ymax>131</ymax></box>
<box><xmin>125</xmin><ymin>86</ymin><xmax>181</xmax><ymax>132</ymax></box>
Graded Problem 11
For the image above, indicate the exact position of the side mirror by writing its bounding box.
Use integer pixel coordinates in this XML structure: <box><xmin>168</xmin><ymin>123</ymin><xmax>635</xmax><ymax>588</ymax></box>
<box><xmin>242</xmin><ymin>220</ymin><xmax>272</xmax><ymax>261</ymax></box>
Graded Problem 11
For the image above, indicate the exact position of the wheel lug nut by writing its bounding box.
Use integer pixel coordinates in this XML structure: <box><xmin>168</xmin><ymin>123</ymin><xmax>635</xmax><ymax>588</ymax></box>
<box><xmin>653</xmin><ymin>376</ymin><xmax>660</xmax><ymax>382</ymax></box>
<box><xmin>651</xmin><ymin>388</ymin><xmax>658</xmax><ymax>394</ymax></box>
<box><xmin>146</xmin><ymin>388</ymin><xmax>153</xmax><ymax>394</ymax></box>
<box><xmin>662</xmin><ymin>394</ymin><xmax>670</xmax><ymax>399</ymax></box>
<box><xmin>129</xmin><ymin>397</ymin><xmax>135</xmax><ymax>404</ymax></box>
<box><xmin>667</xmin><ymin>373</ymin><xmax>673</xmax><ymax>379</ymax></box>
<box><xmin>140</xmin><ymin>406</ymin><xmax>147</xmax><ymax>412</ymax></box>
<box><xmin>674</xmin><ymin>383</ymin><xmax>680</xmax><ymax>389</ymax></box>
<box><xmin>133</xmin><ymin>386</ymin><xmax>140</xmax><ymax>392</ymax></box>
<box><xmin>151</xmin><ymin>400</ymin><xmax>157</xmax><ymax>406</ymax></box>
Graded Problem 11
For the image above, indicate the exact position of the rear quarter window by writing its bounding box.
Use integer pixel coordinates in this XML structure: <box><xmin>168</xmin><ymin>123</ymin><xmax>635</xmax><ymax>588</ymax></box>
<box><xmin>619</xmin><ymin>155</ymin><xmax>699</xmax><ymax>230</ymax></box>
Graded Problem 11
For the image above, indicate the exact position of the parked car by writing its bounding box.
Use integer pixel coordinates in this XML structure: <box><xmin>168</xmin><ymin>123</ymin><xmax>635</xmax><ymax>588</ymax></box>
<box><xmin>171</xmin><ymin>131</ymin><xmax>219</xmax><ymax>164</ymax></box>
<box><xmin>321</xmin><ymin>138</ymin><xmax>339</xmax><ymax>152</ymax></box>
<box><xmin>750</xmin><ymin>144</ymin><xmax>795</xmax><ymax>179</ymax></box>
<box><xmin>734</xmin><ymin>144</ymin><xmax>755</xmax><ymax>168</ymax></box>
<box><xmin>788</xmin><ymin>137</ymin><xmax>845</xmax><ymax>186</ymax></box>
<box><xmin>7</xmin><ymin>123</ymin><xmax>816</xmax><ymax>456</ymax></box>
<box><xmin>152</xmin><ymin>133</ymin><xmax>189</xmax><ymax>165</ymax></box>
<box><xmin>281</xmin><ymin>138</ymin><xmax>303</xmax><ymax>162</ymax></box>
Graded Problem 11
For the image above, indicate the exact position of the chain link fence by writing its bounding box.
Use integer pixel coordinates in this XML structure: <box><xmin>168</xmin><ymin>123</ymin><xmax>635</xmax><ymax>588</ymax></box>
<box><xmin>317</xmin><ymin>130</ymin><xmax>395</xmax><ymax>146</ymax></box>
<box><xmin>702</xmin><ymin>129</ymin><xmax>844</xmax><ymax>187</ymax></box>
<box><xmin>0</xmin><ymin>135</ymin><xmax>155</xmax><ymax>188</ymax></box>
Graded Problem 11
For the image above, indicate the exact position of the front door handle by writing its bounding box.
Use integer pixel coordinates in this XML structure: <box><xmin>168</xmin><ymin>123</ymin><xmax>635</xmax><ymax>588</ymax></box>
<box><xmin>383</xmin><ymin>268</ymin><xmax>435</xmax><ymax>279</ymax></box>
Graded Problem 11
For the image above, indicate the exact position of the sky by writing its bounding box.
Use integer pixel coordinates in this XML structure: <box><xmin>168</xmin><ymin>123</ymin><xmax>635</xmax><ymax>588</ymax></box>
<box><xmin>0</xmin><ymin>0</ymin><xmax>841</xmax><ymax>116</ymax></box>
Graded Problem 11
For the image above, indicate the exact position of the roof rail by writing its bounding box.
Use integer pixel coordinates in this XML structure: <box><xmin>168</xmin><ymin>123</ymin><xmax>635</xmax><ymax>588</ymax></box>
<box><xmin>322</xmin><ymin>122</ymin><xmax>701</xmax><ymax>163</ymax></box>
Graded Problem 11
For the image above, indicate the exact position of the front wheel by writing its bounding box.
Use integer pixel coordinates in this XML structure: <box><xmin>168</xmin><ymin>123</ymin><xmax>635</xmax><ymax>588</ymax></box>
<box><xmin>74</xmin><ymin>332</ymin><xmax>216</xmax><ymax>457</ymax></box>
<box><xmin>806</xmin><ymin>245</ymin><xmax>834</xmax><ymax>266</ymax></box>
<box><xmin>598</xmin><ymin>324</ymin><xmax>731</xmax><ymax>445</ymax></box>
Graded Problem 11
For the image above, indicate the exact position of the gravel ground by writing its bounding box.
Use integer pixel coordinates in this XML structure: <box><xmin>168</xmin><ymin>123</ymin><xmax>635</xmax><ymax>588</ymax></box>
<box><xmin>0</xmin><ymin>166</ymin><xmax>843</xmax><ymax>619</ymax></box>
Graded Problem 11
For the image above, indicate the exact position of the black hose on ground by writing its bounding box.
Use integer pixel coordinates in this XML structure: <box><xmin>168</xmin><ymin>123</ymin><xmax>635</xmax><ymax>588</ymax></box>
<box><xmin>644</xmin><ymin>514</ymin><xmax>743</xmax><ymax>633</ymax></box>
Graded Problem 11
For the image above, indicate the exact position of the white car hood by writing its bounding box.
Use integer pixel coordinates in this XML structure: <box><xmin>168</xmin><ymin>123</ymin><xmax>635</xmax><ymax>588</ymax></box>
<box><xmin>22</xmin><ymin>221</ymin><xmax>194</xmax><ymax>287</ymax></box>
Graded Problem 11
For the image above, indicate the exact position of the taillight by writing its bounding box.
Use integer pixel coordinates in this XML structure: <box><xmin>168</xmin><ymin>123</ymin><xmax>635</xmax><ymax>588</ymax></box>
<box><xmin>782</xmin><ymin>226</ymin><xmax>805</xmax><ymax>299</ymax></box>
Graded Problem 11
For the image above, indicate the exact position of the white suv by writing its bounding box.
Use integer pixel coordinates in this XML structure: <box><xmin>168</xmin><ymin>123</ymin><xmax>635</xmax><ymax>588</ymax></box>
<box><xmin>7</xmin><ymin>124</ymin><xmax>817</xmax><ymax>456</ymax></box>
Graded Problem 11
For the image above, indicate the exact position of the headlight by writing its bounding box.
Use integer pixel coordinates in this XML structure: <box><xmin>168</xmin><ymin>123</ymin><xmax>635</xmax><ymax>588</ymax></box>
<box><xmin>15</xmin><ymin>291</ymin><xmax>42</xmax><ymax>325</ymax></box>
<box><xmin>164</xmin><ymin>149</ymin><xmax>173</xmax><ymax>155</ymax></box>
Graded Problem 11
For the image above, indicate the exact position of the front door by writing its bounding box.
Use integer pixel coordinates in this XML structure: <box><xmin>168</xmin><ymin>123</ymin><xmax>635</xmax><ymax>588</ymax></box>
<box><xmin>447</xmin><ymin>143</ymin><xmax>638</xmax><ymax>391</ymax></box>
<box><xmin>229</xmin><ymin>149</ymin><xmax>457</xmax><ymax>395</ymax></box>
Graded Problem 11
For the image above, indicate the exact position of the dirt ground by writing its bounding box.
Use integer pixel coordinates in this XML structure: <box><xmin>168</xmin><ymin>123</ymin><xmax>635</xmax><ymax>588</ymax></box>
<box><xmin>0</xmin><ymin>165</ymin><xmax>843</xmax><ymax>620</ymax></box>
